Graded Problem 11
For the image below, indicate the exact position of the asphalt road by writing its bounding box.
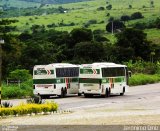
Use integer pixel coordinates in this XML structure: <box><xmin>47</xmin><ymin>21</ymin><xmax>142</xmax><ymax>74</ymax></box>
<box><xmin>1</xmin><ymin>83</ymin><xmax>160</xmax><ymax>129</ymax></box>
<box><xmin>2</xmin><ymin>83</ymin><xmax>160</xmax><ymax>111</ymax></box>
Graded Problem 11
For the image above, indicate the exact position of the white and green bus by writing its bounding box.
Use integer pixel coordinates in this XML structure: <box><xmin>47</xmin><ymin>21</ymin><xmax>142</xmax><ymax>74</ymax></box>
<box><xmin>79</xmin><ymin>62</ymin><xmax>131</xmax><ymax>97</ymax></box>
<box><xmin>33</xmin><ymin>63</ymin><xmax>79</xmax><ymax>98</ymax></box>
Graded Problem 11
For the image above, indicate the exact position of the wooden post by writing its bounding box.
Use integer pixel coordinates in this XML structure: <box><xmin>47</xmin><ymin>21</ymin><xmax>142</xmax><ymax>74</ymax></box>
<box><xmin>0</xmin><ymin>39</ymin><xmax>4</xmax><ymax>107</ymax></box>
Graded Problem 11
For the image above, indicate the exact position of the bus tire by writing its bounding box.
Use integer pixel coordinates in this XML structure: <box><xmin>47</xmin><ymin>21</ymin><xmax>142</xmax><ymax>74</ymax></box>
<box><xmin>59</xmin><ymin>88</ymin><xmax>64</xmax><ymax>98</ymax></box>
<box><xmin>120</xmin><ymin>87</ymin><xmax>125</xmax><ymax>96</ymax></box>
<box><xmin>78</xmin><ymin>93</ymin><xmax>81</xmax><ymax>96</ymax></box>
<box><xmin>84</xmin><ymin>94</ymin><xmax>89</xmax><ymax>98</ymax></box>
<box><xmin>64</xmin><ymin>88</ymin><xmax>67</xmax><ymax>97</ymax></box>
<box><xmin>105</xmin><ymin>88</ymin><xmax>110</xmax><ymax>98</ymax></box>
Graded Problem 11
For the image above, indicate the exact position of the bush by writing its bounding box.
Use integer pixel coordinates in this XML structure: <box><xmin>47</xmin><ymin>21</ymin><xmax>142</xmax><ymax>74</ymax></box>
<box><xmin>124</xmin><ymin>60</ymin><xmax>159</xmax><ymax>74</ymax></box>
<box><xmin>129</xmin><ymin>74</ymin><xmax>160</xmax><ymax>86</ymax></box>
<box><xmin>1</xmin><ymin>101</ymin><xmax>13</xmax><ymax>108</ymax></box>
<box><xmin>106</xmin><ymin>4</ymin><xmax>112</xmax><ymax>10</ymax></box>
<box><xmin>131</xmin><ymin>12</ymin><xmax>144</xmax><ymax>20</ymax></box>
<box><xmin>97</xmin><ymin>7</ymin><xmax>105</xmax><ymax>11</ymax></box>
<box><xmin>9</xmin><ymin>69</ymin><xmax>32</xmax><ymax>82</ymax></box>
<box><xmin>120</xmin><ymin>15</ymin><xmax>130</xmax><ymax>22</ymax></box>
<box><xmin>2</xmin><ymin>79</ymin><xmax>33</xmax><ymax>99</ymax></box>
<box><xmin>0</xmin><ymin>101</ymin><xmax>58</xmax><ymax>116</ymax></box>
<box><xmin>106</xmin><ymin>20</ymin><xmax>125</xmax><ymax>33</ymax></box>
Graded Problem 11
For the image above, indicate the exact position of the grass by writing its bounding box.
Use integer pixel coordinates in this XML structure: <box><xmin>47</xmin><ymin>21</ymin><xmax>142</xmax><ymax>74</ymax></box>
<box><xmin>0</xmin><ymin>0</ymin><xmax>40</xmax><ymax>8</ymax></box>
<box><xmin>145</xmin><ymin>28</ymin><xmax>160</xmax><ymax>45</ymax></box>
<box><xmin>1</xmin><ymin>79</ymin><xmax>33</xmax><ymax>99</ymax></box>
<box><xmin>6</xmin><ymin>0</ymin><xmax>160</xmax><ymax>44</ymax></box>
<box><xmin>129</xmin><ymin>73</ymin><xmax>160</xmax><ymax>86</ymax></box>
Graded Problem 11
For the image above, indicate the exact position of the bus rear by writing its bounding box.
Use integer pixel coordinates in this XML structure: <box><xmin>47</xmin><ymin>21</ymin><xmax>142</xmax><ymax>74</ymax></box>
<box><xmin>33</xmin><ymin>63</ymin><xmax>79</xmax><ymax>98</ymax></box>
<box><xmin>79</xmin><ymin>64</ymin><xmax>102</xmax><ymax>96</ymax></box>
<box><xmin>33</xmin><ymin>65</ymin><xmax>57</xmax><ymax>98</ymax></box>
<box><xmin>79</xmin><ymin>63</ymin><xmax>129</xmax><ymax>97</ymax></box>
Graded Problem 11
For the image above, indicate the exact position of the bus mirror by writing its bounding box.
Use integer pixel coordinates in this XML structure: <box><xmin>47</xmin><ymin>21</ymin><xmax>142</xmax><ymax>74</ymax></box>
<box><xmin>128</xmin><ymin>71</ymin><xmax>132</xmax><ymax>77</ymax></box>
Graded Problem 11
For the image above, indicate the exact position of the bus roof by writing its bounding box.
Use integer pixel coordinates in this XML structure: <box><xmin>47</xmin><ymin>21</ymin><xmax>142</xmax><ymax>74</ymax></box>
<box><xmin>81</xmin><ymin>62</ymin><xmax>126</xmax><ymax>68</ymax></box>
<box><xmin>47</xmin><ymin>63</ymin><xmax>79</xmax><ymax>68</ymax></box>
<box><xmin>34</xmin><ymin>63</ymin><xmax>79</xmax><ymax>70</ymax></box>
<box><xmin>33</xmin><ymin>65</ymin><xmax>47</xmax><ymax>69</ymax></box>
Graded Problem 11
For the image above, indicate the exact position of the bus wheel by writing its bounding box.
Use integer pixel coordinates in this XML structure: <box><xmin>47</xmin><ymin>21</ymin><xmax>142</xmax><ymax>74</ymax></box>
<box><xmin>59</xmin><ymin>88</ymin><xmax>64</xmax><ymax>98</ymax></box>
<box><xmin>84</xmin><ymin>94</ymin><xmax>89</xmax><ymax>98</ymax></box>
<box><xmin>78</xmin><ymin>93</ymin><xmax>81</xmax><ymax>96</ymax></box>
<box><xmin>120</xmin><ymin>87</ymin><xmax>125</xmax><ymax>96</ymax></box>
<box><xmin>63</xmin><ymin>88</ymin><xmax>67</xmax><ymax>97</ymax></box>
<box><xmin>105</xmin><ymin>88</ymin><xmax>110</xmax><ymax>97</ymax></box>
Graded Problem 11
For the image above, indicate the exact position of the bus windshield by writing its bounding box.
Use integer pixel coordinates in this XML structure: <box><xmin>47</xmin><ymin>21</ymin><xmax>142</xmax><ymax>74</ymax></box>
<box><xmin>56</xmin><ymin>67</ymin><xmax>79</xmax><ymax>77</ymax></box>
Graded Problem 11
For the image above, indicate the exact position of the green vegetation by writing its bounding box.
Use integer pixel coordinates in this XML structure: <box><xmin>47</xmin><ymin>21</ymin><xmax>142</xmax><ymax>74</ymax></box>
<box><xmin>129</xmin><ymin>74</ymin><xmax>160</xmax><ymax>86</ymax></box>
<box><xmin>9</xmin><ymin>69</ymin><xmax>32</xmax><ymax>81</ymax></box>
<box><xmin>0</xmin><ymin>101</ymin><xmax>58</xmax><ymax>117</ymax></box>
<box><xmin>126</xmin><ymin>60</ymin><xmax>160</xmax><ymax>86</ymax></box>
<box><xmin>0</xmin><ymin>0</ymin><xmax>159</xmax><ymax>44</ymax></box>
<box><xmin>0</xmin><ymin>0</ymin><xmax>160</xmax><ymax>90</ymax></box>
<box><xmin>2</xmin><ymin>79</ymin><xmax>33</xmax><ymax>99</ymax></box>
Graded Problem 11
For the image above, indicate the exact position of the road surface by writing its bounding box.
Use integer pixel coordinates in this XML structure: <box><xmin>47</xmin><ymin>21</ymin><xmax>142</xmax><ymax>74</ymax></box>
<box><xmin>1</xmin><ymin>83</ymin><xmax>160</xmax><ymax>128</ymax></box>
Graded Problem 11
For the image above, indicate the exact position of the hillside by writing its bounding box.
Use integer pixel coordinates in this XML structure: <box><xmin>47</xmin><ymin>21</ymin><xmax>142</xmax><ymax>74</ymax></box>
<box><xmin>20</xmin><ymin>0</ymin><xmax>91</xmax><ymax>4</ymax></box>
<box><xmin>1</xmin><ymin>0</ymin><xmax>160</xmax><ymax>44</ymax></box>
<box><xmin>1</xmin><ymin>0</ymin><xmax>160</xmax><ymax>79</ymax></box>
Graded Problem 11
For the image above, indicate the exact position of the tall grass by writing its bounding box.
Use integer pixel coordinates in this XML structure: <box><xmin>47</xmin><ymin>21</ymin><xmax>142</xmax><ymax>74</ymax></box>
<box><xmin>2</xmin><ymin>79</ymin><xmax>33</xmax><ymax>99</ymax></box>
<box><xmin>129</xmin><ymin>74</ymin><xmax>160</xmax><ymax>86</ymax></box>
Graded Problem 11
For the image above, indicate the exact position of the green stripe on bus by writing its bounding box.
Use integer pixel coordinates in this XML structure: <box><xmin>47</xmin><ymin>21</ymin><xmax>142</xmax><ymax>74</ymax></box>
<box><xmin>33</xmin><ymin>78</ymin><xmax>64</xmax><ymax>84</ymax></box>
<box><xmin>102</xmin><ymin>78</ymin><xmax>109</xmax><ymax>83</ymax></box>
<box><xmin>79</xmin><ymin>78</ymin><xmax>101</xmax><ymax>83</ymax></box>
<box><xmin>72</xmin><ymin>78</ymin><xmax>79</xmax><ymax>82</ymax></box>
<box><xmin>114</xmin><ymin>77</ymin><xmax>125</xmax><ymax>82</ymax></box>
<box><xmin>33</xmin><ymin>78</ymin><xmax>79</xmax><ymax>84</ymax></box>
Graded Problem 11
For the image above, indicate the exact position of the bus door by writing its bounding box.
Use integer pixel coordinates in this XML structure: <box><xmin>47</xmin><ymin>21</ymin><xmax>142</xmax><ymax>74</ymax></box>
<box><xmin>109</xmin><ymin>78</ymin><xmax>115</xmax><ymax>90</ymax></box>
<box><xmin>65</xmin><ymin>78</ymin><xmax>77</xmax><ymax>94</ymax></box>
<box><xmin>109</xmin><ymin>77</ymin><xmax>124</xmax><ymax>93</ymax></box>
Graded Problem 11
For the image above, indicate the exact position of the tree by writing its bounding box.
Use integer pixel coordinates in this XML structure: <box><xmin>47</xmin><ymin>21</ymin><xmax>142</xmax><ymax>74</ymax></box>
<box><xmin>9</xmin><ymin>69</ymin><xmax>31</xmax><ymax>82</ymax></box>
<box><xmin>106</xmin><ymin>4</ymin><xmax>112</xmax><ymax>10</ymax></box>
<box><xmin>0</xmin><ymin>19</ymin><xmax>19</xmax><ymax>78</ymax></box>
<box><xmin>120</xmin><ymin>15</ymin><xmax>130</xmax><ymax>24</ymax></box>
<box><xmin>70</xmin><ymin>28</ymin><xmax>93</xmax><ymax>48</ymax></box>
<box><xmin>131</xmin><ymin>12</ymin><xmax>144</xmax><ymax>20</ymax></box>
<box><xmin>74</xmin><ymin>42</ymin><xmax>105</xmax><ymax>63</ymax></box>
<box><xmin>106</xmin><ymin>20</ymin><xmax>125</xmax><ymax>33</ymax></box>
<box><xmin>128</xmin><ymin>5</ymin><xmax>132</xmax><ymax>9</ymax></box>
<box><xmin>155</xmin><ymin>17</ymin><xmax>160</xmax><ymax>29</ymax></box>
<box><xmin>115</xmin><ymin>28</ymin><xmax>152</xmax><ymax>61</ymax></box>
<box><xmin>150</xmin><ymin>0</ymin><xmax>154</xmax><ymax>8</ymax></box>
<box><xmin>97</xmin><ymin>7</ymin><xmax>105</xmax><ymax>11</ymax></box>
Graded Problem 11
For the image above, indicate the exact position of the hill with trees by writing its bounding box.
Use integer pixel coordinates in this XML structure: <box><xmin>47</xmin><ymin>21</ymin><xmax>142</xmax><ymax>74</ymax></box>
<box><xmin>19</xmin><ymin>0</ymin><xmax>91</xmax><ymax>4</ymax></box>
<box><xmin>0</xmin><ymin>0</ymin><xmax>160</xmax><ymax>79</ymax></box>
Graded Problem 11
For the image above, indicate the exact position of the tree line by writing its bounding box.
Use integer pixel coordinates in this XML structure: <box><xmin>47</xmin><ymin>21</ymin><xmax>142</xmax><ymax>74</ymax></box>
<box><xmin>0</xmin><ymin>19</ymin><xmax>160</xmax><ymax>78</ymax></box>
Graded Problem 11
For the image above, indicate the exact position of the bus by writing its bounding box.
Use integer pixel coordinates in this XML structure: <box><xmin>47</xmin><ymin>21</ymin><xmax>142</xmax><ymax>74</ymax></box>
<box><xmin>79</xmin><ymin>62</ymin><xmax>131</xmax><ymax>97</ymax></box>
<box><xmin>33</xmin><ymin>63</ymin><xmax>79</xmax><ymax>98</ymax></box>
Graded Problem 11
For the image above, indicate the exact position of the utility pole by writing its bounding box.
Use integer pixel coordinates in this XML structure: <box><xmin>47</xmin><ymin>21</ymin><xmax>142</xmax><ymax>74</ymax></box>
<box><xmin>112</xmin><ymin>21</ymin><xmax>114</xmax><ymax>34</ymax></box>
<box><xmin>0</xmin><ymin>39</ymin><xmax>4</xmax><ymax>107</ymax></box>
